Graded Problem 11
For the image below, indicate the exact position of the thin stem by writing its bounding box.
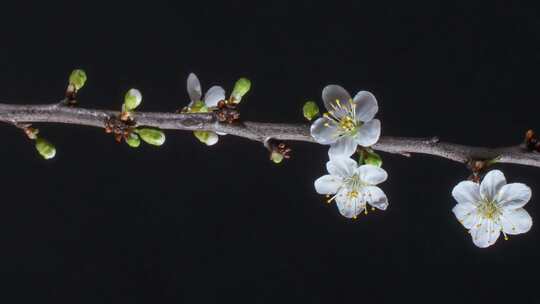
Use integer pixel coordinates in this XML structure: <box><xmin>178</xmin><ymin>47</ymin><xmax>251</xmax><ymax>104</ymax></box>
<box><xmin>1</xmin><ymin>102</ymin><xmax>538</xmax><ymax>168</ymax></box>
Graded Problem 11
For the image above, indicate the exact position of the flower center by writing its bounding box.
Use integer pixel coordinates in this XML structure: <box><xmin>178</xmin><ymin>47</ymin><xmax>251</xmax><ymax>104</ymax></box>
<box><xmin>339</xmin><ymin>116</ymin><xmax>357</xmax><ymax>133</ymax></box>
<box><xmin>323</xmin><ymin>98</ymin><xmax>363</xmax><ymax>136</ymax></box>
<box><xmin>477</xmin><ymin>199</ymin><xmax>500</xmax><ymax>220</ymax></box>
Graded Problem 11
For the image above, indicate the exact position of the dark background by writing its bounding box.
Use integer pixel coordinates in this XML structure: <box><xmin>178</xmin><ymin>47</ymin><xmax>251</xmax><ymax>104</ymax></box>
<box><xmin>1</xmin><ymin>1</ymin><xmax>539</xmax><ymax>303</ymax></box>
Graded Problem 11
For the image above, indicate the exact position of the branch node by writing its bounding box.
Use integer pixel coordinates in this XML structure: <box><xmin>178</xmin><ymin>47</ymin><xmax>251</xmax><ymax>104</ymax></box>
<box><xmin>215</xmin><ymin>100</ymin><xmax>240</xmax><ymax>123</ymax></box>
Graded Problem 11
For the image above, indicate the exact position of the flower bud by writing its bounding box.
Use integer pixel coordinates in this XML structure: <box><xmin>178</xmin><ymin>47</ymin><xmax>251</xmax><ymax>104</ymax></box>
<box><xmin>363</xmin><ymin>149</ymin><xmax>382</xmax><ymax>167</ymax></box>
<box><xmin>68</xmin><ymin>69</ymin><xmax>87</xmax><ymax>91</ymax></box>
<box><xmin>124</xmin><ymin>88</ymin><xmax>142</xmax><ymax>112</ymax></box>
<box><xmin>193</xmin><ymin>131</ymin><xmax>218</xmax><ymax>146</ymax></box>
<box><xmin>303</xmin><ymin>101</ymin><xmax>319</xmax><ymax>121</ymax></box>
<box><xmin>126</xmin><ymin>133</ymin><xmax>141</xmax><ymax>148</ymax></box>
<box><xmin>270</xmin><ymin>151</ymin><xmax>284</xmax><ymax>164</ymax></box>
<box><xmin>35</xmin><ymin>138</ymin><xmax>56</xmax><ymax>159</ymax></box>
<box><xmin>230</xmin><ymin>77</ymin><xmax>251</xmax><ymax>103</ymax></box>
<box><xmin>136</xmin><ymin>128</ymin><xmax>166</xmax><ymax>146</ymax></box>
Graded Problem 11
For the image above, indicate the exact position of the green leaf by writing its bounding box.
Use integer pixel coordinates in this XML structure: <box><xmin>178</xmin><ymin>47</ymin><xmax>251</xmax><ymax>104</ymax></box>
<box><xmin>230</xmin><ymin>77</ymin><xmax>251</xmax><ymax>103</ymax></box>
<box><xmin>35</xmin><ymin>138</ymin><xmax>56</xmax><ymax>160</ymax></box>
<box><xmin>363</xmin><ymin>149</ymin><xmax>383</xmax><ymax>167</ymax></box>
<box><xmin>303</xmin><ymin>101</ymin><xmax>320</xmax><ymax>121</ymax></box>
<box><xmin>270</xmin><ymin>151</ymin><xmax>284</xmax><ymax>164</ymax></box>
<box><xmin>69</xmin><ymin>69</ymin><xmax>87</xmax><ymax>91</ymax></box>
<box><xmin>126</xmin><ymin>133</ymin><xmax>141</xmax><ymax>148</ymax></box>
<box><xmin>136</xmin><ymin>128</ymin><xmax>166</xmax><ymax>146</ymax></box>
<box><xmin>124</xmin><ymin>88</ymin><xmax>142</xmax><ymax>111</ymax></box>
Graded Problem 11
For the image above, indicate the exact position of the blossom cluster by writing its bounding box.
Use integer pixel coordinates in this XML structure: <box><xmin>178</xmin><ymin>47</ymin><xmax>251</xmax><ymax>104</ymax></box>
<box><xmin>309</xmin><ymin>85</ymin><xmax>533</xmax><ymax>248</ymax></box>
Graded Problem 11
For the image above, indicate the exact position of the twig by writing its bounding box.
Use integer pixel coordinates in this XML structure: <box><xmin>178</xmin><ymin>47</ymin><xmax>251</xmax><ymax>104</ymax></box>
<box><xmin>1</xmin><ymin>102</ymin><xmax>539</xmax><ymax>168</ymax></box>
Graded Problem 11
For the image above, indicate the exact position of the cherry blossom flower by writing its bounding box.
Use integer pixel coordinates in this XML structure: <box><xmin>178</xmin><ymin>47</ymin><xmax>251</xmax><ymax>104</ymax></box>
<box><xmin>310</xmin><ymin>85</ymin><xmax>381</xmax><ymax>157</ymax></box>
<box><xmin>314</xmin><ymin>157</ymin><xmax>388</xmax><ymax>219</ymax></box>
<box><xmin>452</xmin><ymin>170</ymin><xmax>533</xmax><ymax>248</ymax></box>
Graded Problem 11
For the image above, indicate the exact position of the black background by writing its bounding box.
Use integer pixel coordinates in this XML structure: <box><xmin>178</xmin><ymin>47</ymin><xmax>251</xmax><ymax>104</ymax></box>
<box><xmin>1</xmin><ymin>1</ymin><xmax>540</xmax><ymax>303</ymax></box>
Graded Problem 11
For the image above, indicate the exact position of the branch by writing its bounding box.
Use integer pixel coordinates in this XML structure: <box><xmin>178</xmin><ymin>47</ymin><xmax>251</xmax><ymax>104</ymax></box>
<box><xmin>1</xmin><ymin>102</ymin><xmax>539</xmax><ymax>168</ymax></box>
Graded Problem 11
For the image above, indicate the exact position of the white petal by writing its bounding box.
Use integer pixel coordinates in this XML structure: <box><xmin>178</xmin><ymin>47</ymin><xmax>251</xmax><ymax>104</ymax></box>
<box><xmin>204</xmin><ymin>86</ymin><xmax>226</xmax><ymax>107</ymax></box>
<box><xmin>216</xmin><ymin>132</ymin><xmax>227</xmax><ymax>136</ymax></box>
<box><xmin>451</xmin><ymin>181</ymin><xmax>481</xmax><ymax>206</ymax></box>
<box><xmin>470</xmin><ymin>219</ymin><xmax>501</xmax><ymax>248</ymax></box>
<box><xmin>314</xmin><ymin>175</ymin><xmax>342</xmax><ymax>195</ymax></box>
<box><xmin>452</xmin><ymin>203</ymin><xmax>479</xmax><ymax>229</ymax></box>
<box><xmin>356</xmin><ymin>165</ymin><xmax>387</xmax><ymax>185</ymax></box>
<box><xmin>322</xmin><ymin>85</ymin><xmax>352</xmax><ymax>118</ymax></box>
<box><xmin>480</xmin><ymin>170</ymin><xmax>506</xmax><ymax>202</ymax></box>
<box><xmin>355</xmin><ymin>119</ymin><xmax>381</xmax><ymax>147</ymax></box>
<box><xmin>500</xmin><ymin>208</ymin><xmax>533</xmax><ymax>235</ymax></box>
<box><xmin>335</xmin><ymin>189</ymin><xmax>365</xmax><ymax>219</ymax></box>
<box><xmin>204</xmin><ymin>132</ymin><xmax>219</xmax><ymax>146</ymax></box>
<box><xmin>310</xmin><ymin>117</ymin><xmax>340</xmax><ymax>145</ymax></box>
<box><xmin>328</xmin><ymin>136</ymin><xmax>358</xmax><ymax>158</ymax></box>
<box><xmin>187</xmin><ymin>73</ymin><xmax>202</xmax><ymax>103</ymax></box>
<box><xmin>362</xmin><ymin>186</ymin><xmax>388</xmax><ymax>210</ymax></box>
<box><xmin>352</xmin><ymin>91</ymin><xmax>378</xmax><ymax>122</ymax></box>
<box><xmin>326</xmin><ymin>157</ymin><xmax>357</xmax><ymax>178</ymax></box>
<box><xmin>496</xmin><ymin>183</ymin><xmax>532</xmax><ymax>210</ymax></box>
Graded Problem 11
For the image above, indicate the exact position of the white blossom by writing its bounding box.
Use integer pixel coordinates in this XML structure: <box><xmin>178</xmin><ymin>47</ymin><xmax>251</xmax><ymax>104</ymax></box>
<box><xmin>310</xmin><ymin>85</ymin><xmax>381</xmax><ymax>158</ymax></box>
<box><xmin>186</xmin><ymin>73</ymin><xmax>226</xmax><ymax>145</ymax></box>
<box><xmin>314</xmin><ymin>157</ymin><xmax>388</xmax><ymax>219</ymax></box>
<box><xmin>452</xmin><ymin>170</ymin><xmax>533</xmax><ymax>248</ymax></box>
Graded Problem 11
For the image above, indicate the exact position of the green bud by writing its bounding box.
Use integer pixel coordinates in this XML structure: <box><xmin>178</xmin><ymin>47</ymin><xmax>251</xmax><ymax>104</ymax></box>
<box><xmin>190</xmin><ymin>100</ymin><xmax>209</xmax><ymax>113</ymax></box>
<box><xmin>35</xmin><ymin>138</ymin><xmax>56</xmax><ymax>160</ymax></box>
<box><xmin>136</xmin><ymin>128</ymin><xmax>166</xmax><ymax>146</ymax></box>
<box><xmin>270</xmin><ymin>151</ymin><xmax>284</xmax><ymax>164</ymax></box>
<box><xmin>303</xmin><ymin>101</ymin><xmax>320</xmax><ymax>121</ymax></box>
<box><xmin>124</xmin><ymin>88</ymin><xmax>142</xmax><ymax>112</ymax></box>
<box><xmin>69</xmin><ymin>69</ymin><xmax>87</xmax><ymax>91</ymax></box>
<box><xmin>230</xmin><ymin>77</ymin><xmax>251</xmax><ymax>103</ymax></box>
<box><xmin>363</xmin><ymin>149</ymin><xmax>383</xmax><ymax>167</ymax></box>
<box><xmin>193</xmin><ymin>131</ymin><xmax>218</xmax><ymax>146</ymax></box>
<box><xmin>126</xmin><ymin>133</ymin><xmax>141</xmax><ymax>148</ymax></box>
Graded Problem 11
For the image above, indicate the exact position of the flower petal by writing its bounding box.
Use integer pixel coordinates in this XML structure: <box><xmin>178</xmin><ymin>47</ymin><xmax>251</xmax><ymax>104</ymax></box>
<box><xmin>322</xmin><ymin>85</ymin><xmax>352</xmax><ymax>117</ymax></box>
<box><xmin>355</xmin><ymin>119</ymin><xmax>381</xmax><ymax>147</ymax></box>
<box><xmin>310</xmin><ymin>117</ymin><xmax>340</xmax><ymax>145</ymax></box>
<box><xmin>362</xmin><ymin>186</ymin><xmax>388</xmax><ymax>210</ymax></box>
<box><xmin>452</xmin><ymin>203</ymin><xmax>479</xmax><ymax>229</ymax></box>
<box><xmin>326</xmin><ymin>157</ymin><xmax>357</xmax><ymax>178</ymax></box>
<box><xmin>500</xmin><ymin>208</ymin><xmax>533</xmax><ymax>235</ymax></box>
<box><xmin>204</xmin><ymin>86</ymin><xmax>226</xmax><ymax>107</ymax></box>
<box><xmin>480</xmin><ymin>170</ymin><xmax>506</xmax><ymax>202</ymax></box>
<box><xmin>314</xmin><ymin>175</ymin><xmax>342</xmax><ymax>195</ymax></box>
<box><xmin>335</xmin><ymin>189</ymin><xmax>365</xmax><ymax>219</ymax></box>
<box><xmin>469</xmin><ymin>219</ymin><xmax>501</xmax><ymax>248</ymax></box>
<box><xmin>187</xmin><ymin>73</ymin><xmax>202</xmax><ymax>104</ymax></box>
<box><xmin>328</xmin><ymin>136</ymin><xmax>358</xmax><ymax>158</ymax></box>
<box><xmin>496</xmin><ymin>183</ymin><xmax>532</xmax><ymax>210</ymax></box>
<box><xmin>356</xmin><ymin>164</ymin><xmax>388</xmax><ymax>185</ymax></box>
<box><xmin>452</xmin><ymin>181</ymin><xmax>481</xmax><ymax>206</ymax></box>
<box><xmin>353</xmin><ymin>91</ymin><xmax>378</xmax><ymax>122</ymax></box>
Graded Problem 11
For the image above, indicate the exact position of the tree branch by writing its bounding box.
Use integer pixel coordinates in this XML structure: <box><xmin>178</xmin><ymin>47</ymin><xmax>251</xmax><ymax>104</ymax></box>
<box><xmin>1</xmin><ymin>102</ymin><xmax>539</xmax><ymax>168</ymax></box>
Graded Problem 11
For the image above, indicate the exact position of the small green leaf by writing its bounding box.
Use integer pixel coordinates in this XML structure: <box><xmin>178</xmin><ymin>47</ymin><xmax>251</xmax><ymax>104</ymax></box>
<box><xmin>126</xmin><ymin>133</ymin><xmax>141</xmax><ymax>148</ymax></box>
<box><xmin>303</xmin><ymin>101</ymin><xmax>320</xmax><ymax>121</ymax></box>
<box><xmin>69</xmin><ymin>69</ymin><xmax>87</xmax><ymax>91</ymax></box>
<box><xmin>193</xmin><ymin>131</ymin><xmax>218</xmax><ymax>146</ymax></box>
<box><xmin>363</xmin><ymin>149</ymin><xmax>383</xmax><ymax>167</ymax></box>
<box><xmin>136</xmin><ymin>128</ymin><xmax>166</xmax><ymax>146</ymax></box>
<box><xmin>35</xmin><ymin>138</ymin><xmax>56</xmax><ymax>160</ymax></box>
<box><xmin>124</xmin><ymin>88</ymin><xmax>142</xmax><ymax>111</ymax></box>
<box><xmin>270</xmin><ymin>151</ymin><xmax>284</xmax><ymax>164</ymax></box>
<box><xmin>230</xmin><ymin>77</ymin><xmax>251</xmax><ymax>103</ymax></box>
